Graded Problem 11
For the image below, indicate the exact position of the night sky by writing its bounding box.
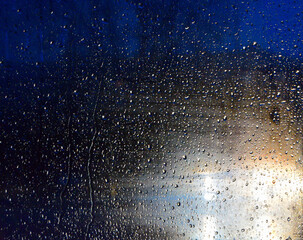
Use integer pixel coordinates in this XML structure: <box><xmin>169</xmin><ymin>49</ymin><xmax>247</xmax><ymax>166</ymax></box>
<box><xmin>1</xmin><ymin>0</ymin><xmax>303</xmax><ymax>63</ymax></box>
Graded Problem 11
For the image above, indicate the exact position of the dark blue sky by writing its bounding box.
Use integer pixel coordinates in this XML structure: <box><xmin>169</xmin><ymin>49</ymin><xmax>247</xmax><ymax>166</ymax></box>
<box><xmin>0</xmin><ymin>0</ymin><xmax>302</xmax><ymax>63</ymax></box>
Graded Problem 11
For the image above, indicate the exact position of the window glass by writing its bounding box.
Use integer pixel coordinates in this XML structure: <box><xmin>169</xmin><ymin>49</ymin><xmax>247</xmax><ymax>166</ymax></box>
<box><xmin>1</xmin><ymin>1</ymin><xmax>302</xmax><ymax>239</ymax></box>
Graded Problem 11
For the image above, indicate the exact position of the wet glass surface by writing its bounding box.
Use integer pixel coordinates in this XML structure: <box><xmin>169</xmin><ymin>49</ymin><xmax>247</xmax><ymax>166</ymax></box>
<box><xmin>1</xmin><ymin>1</ymin><xmax>303</xmax><ymax>239</ymax></box>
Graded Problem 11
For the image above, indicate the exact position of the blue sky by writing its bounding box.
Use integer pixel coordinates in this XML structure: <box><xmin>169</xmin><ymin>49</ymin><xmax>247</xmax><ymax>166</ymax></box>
<box><xmin>0</xmin><ymin>0</ymin><xmax>302</xmax><ymax>62</ymax></box>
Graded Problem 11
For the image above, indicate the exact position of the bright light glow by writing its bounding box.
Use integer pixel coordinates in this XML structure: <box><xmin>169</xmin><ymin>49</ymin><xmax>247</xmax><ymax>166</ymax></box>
<box><xmin>133</xmin><ymin>155</ymin><xmax>303</xmax><ymax>239</ymax></box>
<box><xmin>202</xmin><ymin>215</ymin><xmax>217</xmax><ymax>240</ymax></box>
<box><xmin>203</xmin><ymin>176</ymin><xmax>216</xmax><ymax>201</ymax></box>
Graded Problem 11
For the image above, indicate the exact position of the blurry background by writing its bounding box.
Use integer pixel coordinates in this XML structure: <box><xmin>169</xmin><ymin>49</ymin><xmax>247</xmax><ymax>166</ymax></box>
<box><xmin>0</xmin><ymin>0</ymin><xmax>303</xmax><ymax>63</ymax></box>
<box><xmin>1</xmin><ymin>0</ymin><xmax>303</xmax><ymax>239</ymax></box>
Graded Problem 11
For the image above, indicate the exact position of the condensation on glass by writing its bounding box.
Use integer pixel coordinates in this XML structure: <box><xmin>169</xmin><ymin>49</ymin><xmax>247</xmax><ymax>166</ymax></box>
<box><xmin>0</xmin><ymin>0</ymin><xmax>302</xmax><ymax>239</ymax></box>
